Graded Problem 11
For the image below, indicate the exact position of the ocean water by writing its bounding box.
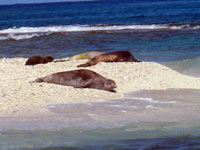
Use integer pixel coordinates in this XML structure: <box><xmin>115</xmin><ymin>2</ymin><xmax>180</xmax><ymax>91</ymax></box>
<box><xmin>1</xmin><ymin>0</ymin><xmax>200</xmax><ymax>149</ymax></box>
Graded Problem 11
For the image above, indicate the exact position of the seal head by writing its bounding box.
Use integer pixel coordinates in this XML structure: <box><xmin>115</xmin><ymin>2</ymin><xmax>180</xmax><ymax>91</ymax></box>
<box><xmin>46</xmin><ymin>56</ymin><xmax>54</xmax><ymax>62</ymax></box>
<box><xmin>25</xmin><ymin>56</ymin><xmax>54</xmax><ymax>66</ymax></box>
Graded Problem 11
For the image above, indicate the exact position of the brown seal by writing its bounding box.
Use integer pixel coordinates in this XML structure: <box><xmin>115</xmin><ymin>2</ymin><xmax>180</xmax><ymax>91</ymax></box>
<box><xmin>25</xmin><ymin>56</ymin><xmax>54</xmax><ymax>66</ymax></box>
<box><xmin>77</xmin><ymin>51</ymin><xmax>141</xmax><ymax>67</ymax></box>
<box><xmin>34</xmin><ymin>69</ymin><xmax>116</xmax><ymax>92</ymax></box>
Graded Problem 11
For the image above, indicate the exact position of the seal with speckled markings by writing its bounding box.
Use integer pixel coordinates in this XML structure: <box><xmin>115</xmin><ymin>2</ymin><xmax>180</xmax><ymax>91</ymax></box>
<box><xmin>25</xmin><ymin>56</ymin><xmax>54</xmax><ymax>66</ymax></box>
<box><xmin>68</xmin><ymin>50</ymin><xmax>104</xmax><ymax>61</ymax></box>
<box><xmin>77</xmin><ymin>51</ymin><xmax>141</xmax><ymax>67</ymax></box>
<box><xmin>34</xmin><ymin>69</ymin><xmax>116</xmax><ymax>92</ymax></box>
<box><xmin>53</xmin><ymin>50</ymin><xmax>104</xmax><ymax>63</ymax></box>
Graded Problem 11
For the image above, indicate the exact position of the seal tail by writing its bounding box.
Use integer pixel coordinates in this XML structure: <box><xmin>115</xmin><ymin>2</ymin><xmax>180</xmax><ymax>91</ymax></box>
<box><xmin>129</xmin><ymin>58</ymin><xmax>142</xmax><ymax>62</ymax></box>
<box><xmin>34</xmin><ymin>78</ymin><xmax>44</xmax><ymax>82</ymax></box>
<box><xmin>135</xmin><ymin>60</ymin><xmax>142</xmax><ymax>62</ymax></box>
<box><xmin>29</xmin><ymin>78</ymin><xmax>44</xmax><ymax>84</ymax></box>
<box><xmin>108</xmin><ymin>89</ymin><xmax>116</xmax><ymax>93</ymax></box>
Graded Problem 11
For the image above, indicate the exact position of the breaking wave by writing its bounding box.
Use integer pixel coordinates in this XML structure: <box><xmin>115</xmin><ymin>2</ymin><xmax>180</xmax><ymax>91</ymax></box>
<box><xmin>0</xmin><ymin>23</ymin><xmax>200</xmax><ymax>40</ymax></box>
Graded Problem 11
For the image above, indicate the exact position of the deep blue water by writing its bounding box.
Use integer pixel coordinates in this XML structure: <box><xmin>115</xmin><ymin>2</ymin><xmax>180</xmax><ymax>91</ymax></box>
<box><xmin>0</xmin><ymin>0</ymin><xmax>200</xmax><ymax>62</ymax></box>
<box><xmin>1</xmin><ymin>0</ymin><xmax>200</xmax><ymax>150</ymax></box>
<box><xmin>1</xmin><ymin>0</ymin><xmax>200</xmax><ymax>28</ymax></box>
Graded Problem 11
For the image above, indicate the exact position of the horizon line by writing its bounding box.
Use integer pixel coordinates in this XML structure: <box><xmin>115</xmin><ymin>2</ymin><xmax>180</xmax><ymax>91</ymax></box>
<box><xmin>0</xmin><ymin>0</ymin><xmax>98</xmax><ymax>6</ymax></box>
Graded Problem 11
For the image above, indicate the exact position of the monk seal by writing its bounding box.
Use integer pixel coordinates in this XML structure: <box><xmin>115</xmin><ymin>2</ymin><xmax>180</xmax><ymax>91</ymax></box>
<box><xmin>53</xmin><ymin>50</ymin><xmax>105</xmax><ymax>63</ymax></box>
<box><xmin>68</xmin><ymin>50</ymin><xmax>104</xmax><ymax>61</ymax></box>
<box><xmin>77</xmin><ymin>51</ymin><xmax>141</xmax><ymax>67</ymax></box>
<box><xmin>34</xmin><ymin>69</ymin><xmax>116</xmax><ymax>92</ymax></box>
<box><xmin>25</xmin><ymin>56</ymin><xmax>54</xmax><ymax>66</ymax></box>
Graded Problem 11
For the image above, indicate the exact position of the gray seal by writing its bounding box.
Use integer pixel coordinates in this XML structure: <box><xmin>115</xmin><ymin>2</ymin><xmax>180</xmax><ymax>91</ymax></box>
<box><xmin>34</xmin><ymin>69</ymin><xmax>116</xmax><ymax>92</ymax></box>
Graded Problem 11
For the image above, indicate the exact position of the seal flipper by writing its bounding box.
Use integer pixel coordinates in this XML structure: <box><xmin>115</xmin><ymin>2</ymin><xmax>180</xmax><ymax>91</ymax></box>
<box><xmin>77</xmin><ymin>60</ymin><xmax>98</xmax><ymax>67</ymax></box>
<box><xmin>34</xmin><ymin>78</ymin><xmax>44</xmax><ymax>82</ymax></box>
<box><xmin>29</xmin><ymin>78</ymin><xmax>44</xmax><ymax>84</ymax></box>
<box><xmin>129</xmin><ymin>59</ymin><xmax>142</xmax><ymax>62</ymax></box>
<box><xmin>108</xmin><ymin>89</ymin><xmax>116</xmax><ymax>93</ymax></box>
<box><xmin>77</xmin><ymin>63</ymin><xmax>91</xmax><ymax>67</ymax></box>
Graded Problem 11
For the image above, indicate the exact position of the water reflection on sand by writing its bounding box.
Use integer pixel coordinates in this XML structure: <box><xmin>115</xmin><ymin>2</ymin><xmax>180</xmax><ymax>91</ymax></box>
<box><xmin>47</xmin><ymin>89</ymin><xmax>200</xmax><ymax>128</ymax></box>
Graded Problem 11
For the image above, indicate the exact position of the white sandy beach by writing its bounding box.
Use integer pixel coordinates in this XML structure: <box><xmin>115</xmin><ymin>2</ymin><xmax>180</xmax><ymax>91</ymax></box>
<box><xmin>0</xmin><ymin>58</ymin><xmax>200</xmax><ymax>117</ymax></box>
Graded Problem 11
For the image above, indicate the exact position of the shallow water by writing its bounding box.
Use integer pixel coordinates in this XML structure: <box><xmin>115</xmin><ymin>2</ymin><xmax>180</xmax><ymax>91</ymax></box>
<box><xmin>0</xmin><ymin>89</ymin><xmax>200</xmax><ymax>150</ymax></box>
<box><xmin>1</xmin><ymin>123</ymin><xmax>200</xmax><ymax>150</ymax></box>
<box><xmin>161</xmin><ymin>56</ymin><xmax>200</xmax><ymax>77</ymax></box>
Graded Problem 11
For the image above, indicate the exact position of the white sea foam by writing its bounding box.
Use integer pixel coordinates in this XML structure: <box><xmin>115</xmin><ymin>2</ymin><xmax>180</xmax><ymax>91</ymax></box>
<box><xmin>0</xmin><ymin>24</ymin><xmax>167</xmax><ymax>34</ymax></box>
<box><xmin>121</xmin><ymin>110</ymin><xmax>128</xmax><ymax>113</ymax></box>
<box><xmin>129</xmin><ymin>97</ymin><xmax>160</xmax><ymax>103</ymax></box>
<box><xmin>194</xmin><ymin>26</ymin><xmax>200</xmax><ymax>29</ymax></box>
<box><xmin>1</xmin><ymin>23</ymin><xmax>197</xmax><ymax>34</ymax></box>
<box><xmin>161</xmin><ymin>101</ymin><xmax>177</xmax><ymax>104</ymax></box>
<box><xmin>145</xmin><ymin>105</ymin><xmax>154</xmax><ymax>109</ymax></box>
<box><xmin>0</xmin><ymin>33</ymin><xmax>50</xmax><ymax>40</ymax></box>
<box><xmin>0</xmin><ymin>23</ymin><xmax>199</xmax><ymax>40</ymax></box>
<box><xmin>125</xmin><ymin>96</ymin><xmax>176</xmax><ymax>104</ymax></box>
<box><xmin>106</xmin><ymin>104</ymin><xmax>124</xmax><ymax>108</ymax></box>
<box><xmin>88</xmin><ymin>113</ymin><xmax>95</xmax><ymax>116</ymax></box>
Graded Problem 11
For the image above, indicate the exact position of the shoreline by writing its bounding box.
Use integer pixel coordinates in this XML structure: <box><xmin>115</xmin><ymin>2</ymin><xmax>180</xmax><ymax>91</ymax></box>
<box><xmin>1</xmin><ymin>57</ymin><xmax>200</xmax><ymax>118</ymax></box>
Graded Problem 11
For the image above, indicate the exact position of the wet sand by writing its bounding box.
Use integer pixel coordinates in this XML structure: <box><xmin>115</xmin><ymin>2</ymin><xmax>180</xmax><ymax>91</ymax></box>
<box><xmin>0</xmin><ymin>57</ymin><xmax>200</xmax><ymax>118</ymax></box>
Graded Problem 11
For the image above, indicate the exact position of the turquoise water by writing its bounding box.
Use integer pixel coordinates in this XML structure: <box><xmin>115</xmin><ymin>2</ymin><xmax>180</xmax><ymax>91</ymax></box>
<box><xmin>1</xmin><ymin>122</ymin><xmax>200</xmax><ymax>150</ymax></box>
<box><xmin>0</xmin><ymin>0</ymin><xmax>200</xmax><ymax>149</ymax></box>
<box><xmin>161</xmin><ymin>56</ymin><xmax>200</xmax><ymax>77</ymax></box>
<box><xmin>0</xmin><ymin>89</ymin><xmax>200</xmax><ymax>149</ymax></box>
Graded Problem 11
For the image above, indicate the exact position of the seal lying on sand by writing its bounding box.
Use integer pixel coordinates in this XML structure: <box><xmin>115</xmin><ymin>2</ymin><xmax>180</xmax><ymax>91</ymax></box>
<box><xmin>25</xmin><ymin>56</ymin><xmax>54</xmax><ymax>66</ymax></box>
<box><xmin>54</xmin><ymin>50</ymin><xmax>105</xmax><ymax>63</ymax></box>
<box><xmin>68</xmin><ymin>50</ymin><xmax>104</xmax><ymax>61</ymax></box>
<box><xmin>34</xmin><ymin>69</ymin><xmax>116</xmax><ymax>92</ymax></box>
<box><xmin>77</xmin><ymin>51</ymin><xmax>141</xmax><ymax>67</ymax></box>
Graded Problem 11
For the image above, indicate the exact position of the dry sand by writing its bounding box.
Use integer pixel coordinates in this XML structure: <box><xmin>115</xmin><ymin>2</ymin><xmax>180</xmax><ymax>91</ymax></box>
<box><xmin>0</xmin><ymin>57</ymin><xmax>200</xmax><ymax>117</ymax></box>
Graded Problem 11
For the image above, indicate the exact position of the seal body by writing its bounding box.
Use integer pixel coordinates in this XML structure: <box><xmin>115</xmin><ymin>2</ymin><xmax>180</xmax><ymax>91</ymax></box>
<box><xmin>77</xmin><ymin>51</ymin><xmax>141</xmax><ymax>67</ymax></box>
<box><xmin>69</xmin><ymin>50</ymin><xmax>104</xmax><ymax>61</ymax></box>
<box><xmin>35</xmin><ymin>69</ymin><xmax>116</xmax><ymax>92</ymax></box>
<box><xmin>53</xmin><ymin>50</ymin><xmax>104</xmax><ymax>63</ymax></box>
<box><xmin>25</xmin><ymin>56</ymin><xmax>54</xmax><ymax>66</ymax></box>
